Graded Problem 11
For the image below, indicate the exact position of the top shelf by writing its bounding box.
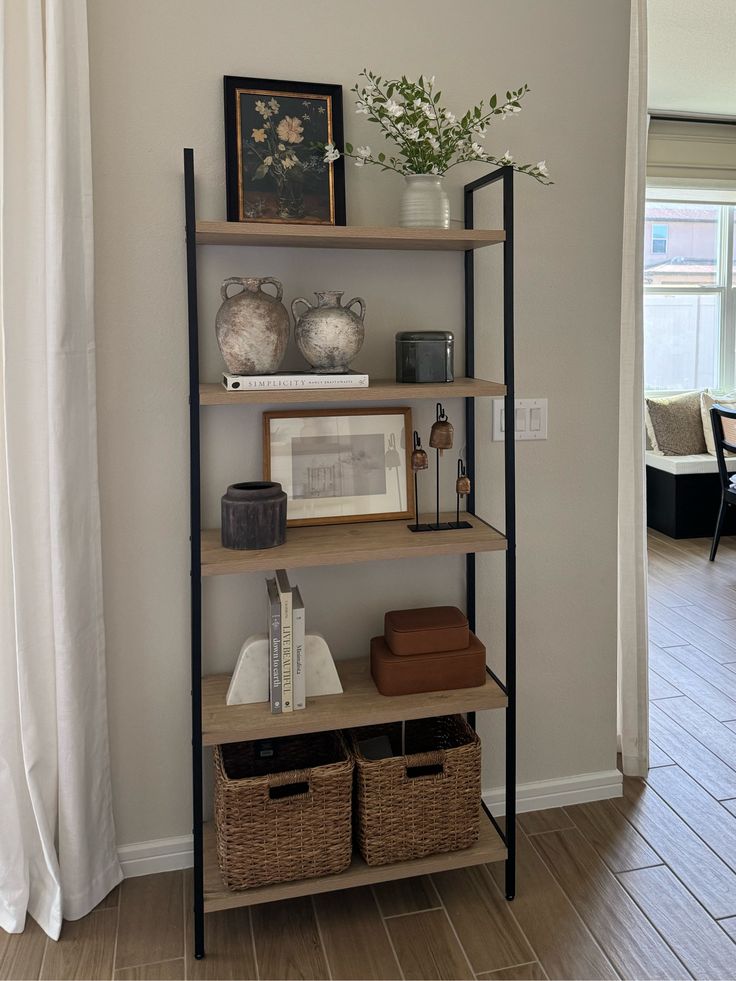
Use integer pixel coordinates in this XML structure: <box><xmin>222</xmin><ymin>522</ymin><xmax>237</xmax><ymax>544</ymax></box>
<box><xmin>195</xmin><ymin>221</ymin><xmax>505</xmax><ymax>251</ymax></box>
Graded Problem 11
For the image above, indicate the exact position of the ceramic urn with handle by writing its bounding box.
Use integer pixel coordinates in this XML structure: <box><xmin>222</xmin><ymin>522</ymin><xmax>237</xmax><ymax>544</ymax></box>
<box><xmin>215</xmin><ymin>277</ymin><xmax>289</xmax><ymax>375</ymax></box>
<box><xmin>291</xmin><ymin>290</ymin><xmax>366</xmax><ymax>373</ymax></box>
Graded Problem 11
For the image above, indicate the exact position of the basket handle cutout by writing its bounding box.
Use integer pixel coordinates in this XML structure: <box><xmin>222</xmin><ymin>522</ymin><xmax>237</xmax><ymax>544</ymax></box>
<box><xmin>269</xmin><ymin>780</ymin><xmax>310</xmax><ymax>800</ymax></box>
<box><xmin>406</xmin><ymin>762</ymin><xmax>445</xmax><ymax>779</ymax></box>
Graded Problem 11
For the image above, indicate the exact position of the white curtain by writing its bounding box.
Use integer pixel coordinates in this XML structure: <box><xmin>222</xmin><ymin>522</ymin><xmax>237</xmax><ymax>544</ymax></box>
<box><xmin>0</xmin><ymin>0</ymin><xmax>122</xmax><ymax>939</ymax></box>
<box><xmin>617</xmin><ymin>0</ymin><xmax>649</xmax><ymax>778</ymax></box>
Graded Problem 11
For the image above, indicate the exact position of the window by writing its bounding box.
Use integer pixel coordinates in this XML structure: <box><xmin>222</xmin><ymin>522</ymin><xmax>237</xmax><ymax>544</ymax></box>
<box><xmin>651</xmin><ymin>223</ymin><xmax>668</xmax><ymax>254</ymax></box>
<box><xmin>644</xmin><ymin>190</ymin><xmax>736</xmax><ymax>393</ymax></box>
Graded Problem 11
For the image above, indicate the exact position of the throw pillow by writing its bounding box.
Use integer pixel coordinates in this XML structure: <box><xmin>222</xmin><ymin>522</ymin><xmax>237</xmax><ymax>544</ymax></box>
<box><xmin>701</xmin><ymin>390</ymin><xmax>736</xmax><ymax>455</ymax></box>
<box><xmin>645</xmin><ymin>391</ymin><xmax>707</xmax><ymax>456</ymax></box>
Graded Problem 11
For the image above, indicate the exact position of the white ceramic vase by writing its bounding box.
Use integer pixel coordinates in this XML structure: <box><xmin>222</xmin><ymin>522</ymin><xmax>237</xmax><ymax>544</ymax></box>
<box><xmin>399</xmin><ymin>174</ymin><xmax>450</xmax><ymax>229</ymax></box>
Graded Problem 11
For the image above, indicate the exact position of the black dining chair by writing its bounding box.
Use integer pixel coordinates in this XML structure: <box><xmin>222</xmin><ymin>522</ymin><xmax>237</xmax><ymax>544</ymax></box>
<box><xmin>709</xmin><ymin>404</ymin><xmax>736</xmax><ymax>561</ymax></box>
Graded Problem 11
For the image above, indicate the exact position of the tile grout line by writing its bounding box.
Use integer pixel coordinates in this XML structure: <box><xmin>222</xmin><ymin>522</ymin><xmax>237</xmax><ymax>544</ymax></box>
<box><xmin>427</xmin><ymin>874</ymin><xmax>483</xmax><ymax>979</ymax></box>
<box><xmin>36</xmin><ymin>933</ymin><xmax>49</xmax><ymax>981</ymax></box>
<box><xmin>248</xmin><ymin>907</ymin><xmax>260</xmax><ymax>981</ymax></box>
<box><xmin>382</xmin><ymin>905</ymin><xmax>444</xmax><ymax>920</ymax></box>
<box><xmin>371</xmin><ymin>887</ymin><xmax>406</xmax><ymax>981</ymax></box>
<box><xmin>614</xmin><ymin>867</ymin><xmax>696</xmax><ymax>980</ymax></box>
<box><xmin>474</xmin><ymin>962</ymin><xmax>542</xmax><ymax>980</ymax></box>
<box><xmin>521</xmin><ymin>825</ymin><xmax>623</xmax><ymax>980</ymax></box>
<box><xmin>615</xmin><ymin>770</ymin><xmax>736</xmax><ymax>949</ymax></box>
<box><xmin>182</xmin><ymin>871</ymin><xmax>188</xmax><ymax>981</ymax></box>
<box><xmin>111</xmin><ymin>897</ymin><xmax>122</xmax><ymax>981</ymax></box>
<box><xmin>480</xmin><ymin>866</ymin><xmax>550</xmax><ymax>981</ymax></box>
<box><xmin>309</xmin><ymin>894</ymin><xmax>333</xmax><ymax>981</ymax></box>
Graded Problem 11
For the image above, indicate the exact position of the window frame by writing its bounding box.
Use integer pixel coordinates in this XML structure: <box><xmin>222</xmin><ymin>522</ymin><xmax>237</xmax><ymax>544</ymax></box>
<box><xmin>644</xmin><ymin>188</ymin><xmax>736</xmax><ymax>396</ymax></box>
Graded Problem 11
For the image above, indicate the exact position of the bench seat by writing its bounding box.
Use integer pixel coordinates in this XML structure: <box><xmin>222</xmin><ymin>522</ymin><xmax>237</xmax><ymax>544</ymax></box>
<box><xmin>646</xmin><ymin>451</ymin><xmax>736</xmax><ymax>538</ymax></box>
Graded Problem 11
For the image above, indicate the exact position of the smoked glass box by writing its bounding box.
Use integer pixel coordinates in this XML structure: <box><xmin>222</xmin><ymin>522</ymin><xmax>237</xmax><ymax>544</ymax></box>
<box><xmin>395</xmin><ymin>331</ymin><xmax>454</xmax><ymax>384</ymax></box>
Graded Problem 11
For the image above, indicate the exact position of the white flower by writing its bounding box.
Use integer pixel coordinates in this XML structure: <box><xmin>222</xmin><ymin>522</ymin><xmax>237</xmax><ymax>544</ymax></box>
<box><xmin>255</xmin><ymin>99</ymin><xmax>272</xmax><ymax>118</ymax></box>
<box><xmin>470</xmin><ymin>141</ymin><xmax>486</xmax><ymax>157</ymax></box>
<box><xmin>428</xmin><ymin>134</ymin><xmax>440</xmax><ymax>150</ymax></box>
<box><xmin>444</xmin><ymin>110</ymin><xmax>456</xmax><ymax>124</ymax></box>
<box><xmin>473</xmin><ymin>124</ymin><xmax>487</xmax><ymax>139</ymax></box>
<box><xmin>354</xmin><ymin>157</ymin><xmax>366</xmax><ymax>167</ymax></box>
<box><xmin>404</xmin><ymin>127</ymin><xmax>420</xmax><ymax>141</ymax></box>
<box><xmin>413</xmin><ymin>98</ymin><xmax>424</xmax><ymax>108</ymax></box>
<box><xmin>355</xmin><ymin>101</ymin><xmax>370</xmax><ymax>115</ymax></box>
<box><xmin>269</xmin><ymin>98</ymin><xmax>279</xmax><ymax>112</ymax></box>
<box><xmin>356</xmin><ymin>145</ymin><xmax>372</xmax><ymax>158</ymax></box>
<box><xmin>385</xmin><ymin>99</ymin><xmax>404</xmax><ymax>118</ymax></box>
<box><xmin>500</xmin><ymin>149</ymin><xmax>514</xmax><ymax>164</ymax></box>
<box><xmin>427</xmin><ymin>75</ymin><xmax>436</xmax><ymax>87</ymax></box>
<box><xmin>323</xmin><ymin>143</ymin><xmax>340</xmax><ymax>163</ymax></box>
<box><xmin>537</xmin><ymin>160</ymin><xmax>549</xmax><ymax>177</ymax></box>
<box><xmin>430</xmin><ymin>164</ymin><xmax>440</xmax><ymax>175</ymax></box>
<box><xmin>422</xmin><ymin>103</ymin><xmax>435</xmax><ymax>119</ymax></box>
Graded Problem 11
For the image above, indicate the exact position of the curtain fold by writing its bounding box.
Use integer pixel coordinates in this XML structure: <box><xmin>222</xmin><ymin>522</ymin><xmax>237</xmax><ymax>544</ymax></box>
<box><xmin>0</xmin><ymin>0</ymin><xmax>122</xmax><ymax>939</ymax></box>
<box><xmin>617</xmin><ymin>0</ymin><xmax>649</xmax><ymax>778</ymax></box>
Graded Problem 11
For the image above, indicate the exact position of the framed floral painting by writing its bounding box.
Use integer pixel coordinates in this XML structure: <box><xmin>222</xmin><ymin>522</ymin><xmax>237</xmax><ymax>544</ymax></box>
<box><xmin>224</xmin><ymin>76</ymin><xmax>346</xmax><ymax>225</ymax></box>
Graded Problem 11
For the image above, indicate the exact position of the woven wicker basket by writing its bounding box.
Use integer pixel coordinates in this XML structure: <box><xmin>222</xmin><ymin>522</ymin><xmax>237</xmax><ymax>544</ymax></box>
<box><xmin>348</xmin><ymin>715</ymin><xmax>481</xmax><ymax>866</ymax></box>
<box><xmin>214</xmin><ymin>731</ymin><xmax>353</xmax><ymax>890</ymax></box>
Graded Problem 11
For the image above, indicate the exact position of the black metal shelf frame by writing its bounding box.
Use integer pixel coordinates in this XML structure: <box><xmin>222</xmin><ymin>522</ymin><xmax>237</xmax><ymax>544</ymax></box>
<box><xmin>183</xmin><ymin>148</ymin><xmax>516</xmax><ymax>958</ymax></box>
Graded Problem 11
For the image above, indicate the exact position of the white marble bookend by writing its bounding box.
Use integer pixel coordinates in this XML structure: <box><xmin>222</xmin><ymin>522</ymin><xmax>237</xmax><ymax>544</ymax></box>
<box><xmin>226</xmin><ymin>632</ymin><xmax>343</xmax><ymax>706</ymax></box>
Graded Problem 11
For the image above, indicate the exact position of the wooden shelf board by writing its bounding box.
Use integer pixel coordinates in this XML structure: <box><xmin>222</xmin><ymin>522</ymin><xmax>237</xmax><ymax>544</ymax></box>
<box><xmin>203</xmin><ymin>657</ymin><xmax>506</xmax><ymax>746</ymax></box>
<box><xmin>203</xmin><ymin>813</ymin><xmax>506</xmax><ymax>912</ymax></box>
<box><xmin>200</xmin><ymin>377</ymin><xmax>506</xmax><ymax>405</ymax></box>
<box><xmin>201</xmin><ymin>512</ymin><xmax>506</xmax><ymax>576</ymax></box>
<box><xmin>195</xmin><ymin>220</ymin><xmax>505</xmax><ymax>251</ymax></box>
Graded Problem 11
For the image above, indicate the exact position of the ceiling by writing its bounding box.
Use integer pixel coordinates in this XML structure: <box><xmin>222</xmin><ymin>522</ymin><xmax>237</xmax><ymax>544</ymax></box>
<box><xmin>648</xmin><ymin>0</ymin><xmax>736</xmax><ymax>117</ymax></box>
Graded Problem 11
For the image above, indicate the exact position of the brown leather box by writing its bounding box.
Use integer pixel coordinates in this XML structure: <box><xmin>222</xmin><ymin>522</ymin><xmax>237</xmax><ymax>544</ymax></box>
<box><xmin>384</xmin><ymin>606</ymin><xmax>469</xmax><ymax>656</ymax></box>
<box><xmin>370</xmin><ymin>632</ymin><xmax>486</xmax><ymax>696</ymax></box>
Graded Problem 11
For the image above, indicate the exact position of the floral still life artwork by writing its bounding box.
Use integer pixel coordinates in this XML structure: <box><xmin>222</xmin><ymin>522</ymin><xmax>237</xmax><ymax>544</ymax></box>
<box><xmin>224</xmin><ymin>76</ymin><xmax>346</xmax><ymax>225</ymax></box>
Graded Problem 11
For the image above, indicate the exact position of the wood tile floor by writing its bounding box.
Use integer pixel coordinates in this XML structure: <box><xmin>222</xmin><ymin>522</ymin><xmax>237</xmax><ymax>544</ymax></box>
<box><xmin>4</xmin><ymin>531</ymin><xmax>736</xmax><ymax>980</ymax></box>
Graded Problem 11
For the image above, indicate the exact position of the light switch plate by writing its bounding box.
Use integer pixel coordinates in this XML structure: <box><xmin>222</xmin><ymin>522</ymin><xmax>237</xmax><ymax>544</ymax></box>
<box><xmin>493</xmin><ymin>398</ymin><xmax>548</xmax><ymax>440</ymax></box>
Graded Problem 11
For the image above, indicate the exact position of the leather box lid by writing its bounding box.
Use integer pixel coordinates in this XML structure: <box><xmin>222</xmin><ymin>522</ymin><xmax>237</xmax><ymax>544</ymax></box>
<box><xmin>384</xmin><ymin>606</ymin><xmax>469</xmax><ymax>656</ymax></box>
<box><xmin>370</xmin><ymin>633</ymin><xmax>486</xmax><ymax>696</ymax></box>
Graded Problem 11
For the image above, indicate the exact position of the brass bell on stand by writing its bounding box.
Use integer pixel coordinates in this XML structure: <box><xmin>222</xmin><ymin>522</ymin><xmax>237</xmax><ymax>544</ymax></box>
<box><xmin>429</xmin><ymin>403</ymin><xmax>454</xmax><ymax>455</ymax></box>
<box><xmin>456</xmin><ymin>460</ymin><xmax>471</xmax><ymax>497</ymax></box>
<box><xmin>428</xmin><ymin>404</ymin><xmax>453</xmax><ymax>530</ymax></box>
<box><xmin>451</xmin><ymin>458</ymin><xmax>473</xmax><ymax>529</ymax></box>
<box><xmin>410</xmin><ymin>432</ymin><xmax>429</xmax><ymax>471</ymax></box>
<box><xmin>408</xmin><ymin>432</ymin><xmax>431</xmax><ymax>533</ymax></box>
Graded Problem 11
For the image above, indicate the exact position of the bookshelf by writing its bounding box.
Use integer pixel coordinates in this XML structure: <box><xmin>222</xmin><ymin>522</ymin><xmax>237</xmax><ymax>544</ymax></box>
<box><xmin>184</xmin><ymin>149</ymin><xmax>517</xmax><ymax>958</ymax></box>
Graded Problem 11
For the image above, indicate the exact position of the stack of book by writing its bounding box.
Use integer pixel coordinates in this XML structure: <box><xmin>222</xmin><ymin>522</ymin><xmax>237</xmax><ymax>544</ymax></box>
<box><xmin>223</xmin><ymin>371</ymin><xmax>368</xmax><ymax>392</ymax></box>
<box><xmin>265</xmin><ymin>571</ymin><xmax>306</xmax><ymax>714</ymax></box>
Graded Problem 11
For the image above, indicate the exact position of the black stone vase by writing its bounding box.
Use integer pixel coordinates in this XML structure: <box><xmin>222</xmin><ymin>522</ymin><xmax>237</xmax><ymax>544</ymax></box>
<box><xmin>221</xmin><ymin>481</ymin><xmax>287</xmax><ymax>550</ymax></box>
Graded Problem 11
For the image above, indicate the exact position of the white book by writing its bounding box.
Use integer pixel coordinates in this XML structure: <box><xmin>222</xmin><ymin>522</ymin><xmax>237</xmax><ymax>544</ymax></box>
<box><xmin>292</xmin><ymin>586</ymin><xmax>306</xmax><ymax>711</ymax></box>
<box><xmin>223</xmin><ymin>371</ymin><xmax>369</xmax><ymax>392</ymax></box>
<box><xmin>275</xmin><ymin>570</ymin><xmax>293</xmax><ymax>713</ymax></box>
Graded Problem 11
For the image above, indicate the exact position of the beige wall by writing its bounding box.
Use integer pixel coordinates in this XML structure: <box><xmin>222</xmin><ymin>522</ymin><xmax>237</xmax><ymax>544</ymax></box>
<box><xmin>87</xmin><ymin>0</ymin><xmax>630</xmax><ymax>847</ymax></box>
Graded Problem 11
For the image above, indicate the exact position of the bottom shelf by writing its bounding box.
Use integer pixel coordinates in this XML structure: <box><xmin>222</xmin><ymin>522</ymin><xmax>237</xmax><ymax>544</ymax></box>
<box><xmin>203</xmin><ymin>812</ymin><xmax>506</xmax><ymax>912</ymax></box>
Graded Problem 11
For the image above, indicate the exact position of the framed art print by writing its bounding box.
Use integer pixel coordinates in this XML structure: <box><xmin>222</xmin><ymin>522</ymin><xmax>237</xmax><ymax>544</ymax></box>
<box><xmin>224</xmin><ymin>75</ymin><xmax>346</xmax><ymax>225</ymax></box>
<box><xmin>263</xmin><ymin>408</ymin><xmax>413</xmax><ymax>526</ymax></box>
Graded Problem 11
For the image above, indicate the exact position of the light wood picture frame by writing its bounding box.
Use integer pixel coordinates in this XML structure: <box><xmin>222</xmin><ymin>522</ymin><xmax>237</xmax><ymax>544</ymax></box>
<box><xmin>263</xmin><ymin>407</ymin><xmax>414</xmax><ymax>527</ymax></box>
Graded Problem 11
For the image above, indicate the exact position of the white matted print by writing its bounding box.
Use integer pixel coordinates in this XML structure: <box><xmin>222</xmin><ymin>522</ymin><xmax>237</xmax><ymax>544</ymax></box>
<box><xmin>263</xmin><ymin>408</ymin><xmax>413</xmax><ymax>526</ymax></box>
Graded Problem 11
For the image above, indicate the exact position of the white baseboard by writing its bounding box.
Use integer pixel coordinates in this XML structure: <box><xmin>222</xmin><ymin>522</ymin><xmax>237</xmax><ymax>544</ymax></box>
<box><xmin>483</xmin><ymin>768</ymin><xmax>623</xmax><ymax>815</ymax></box>
<box><xmin>118</xmin><ymin>768</ymin><xmax>622</xmax><ymax>878</ymax></box>
<box><xmin>118</xmin><ymin>834</ymin><xmax>193</xmax><ymax>878</ymax></box>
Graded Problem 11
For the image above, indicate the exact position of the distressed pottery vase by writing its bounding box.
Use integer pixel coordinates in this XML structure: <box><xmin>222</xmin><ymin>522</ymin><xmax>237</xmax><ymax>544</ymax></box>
<box><xmin>221</xmin><ymin>482</ymin><xmax>287</xmax><ymax>550</ymax></box>
<box><xmin>292</xmin><ymin>290</ymin><xmax>366</xmax><ymax>373</ymax></box>
<box><xmin>215</xmin><ymin>277</ymin><xmax>289</xmax><ymax>375</ymax></box>
<box><xmin>399</xmin><ymin>175</ymin><xmax>450</xmax><ymax>229</ymax></box>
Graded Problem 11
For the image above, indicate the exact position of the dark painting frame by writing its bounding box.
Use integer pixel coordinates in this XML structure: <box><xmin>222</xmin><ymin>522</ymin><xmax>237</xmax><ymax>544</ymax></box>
<box><xmin>224</xmin><ymin>75</ymin><xmax>346</xmax><ymax>225</ymax></box>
